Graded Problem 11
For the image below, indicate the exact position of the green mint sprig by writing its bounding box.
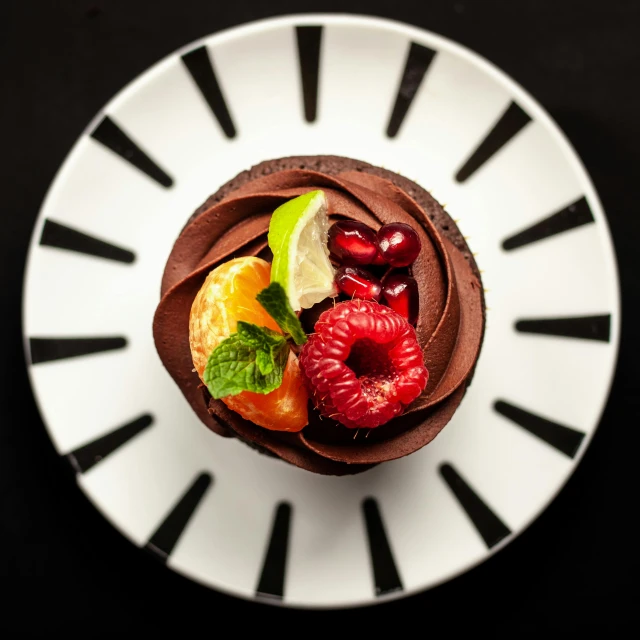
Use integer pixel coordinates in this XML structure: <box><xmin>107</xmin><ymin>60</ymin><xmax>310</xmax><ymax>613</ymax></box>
<box><xmin>256</xmin><ymin>282</ymin><xmax>308</xmax><ymax>345</ymax></box>
<box><xmin>204</xmin><ymin>321</ymin><xmax>289</xmax><ymax>398</ymax></box>
<box><xmin>204</xmin><ymin>282</ymin><xmax>309</xmax><ymax>399</ymax></box>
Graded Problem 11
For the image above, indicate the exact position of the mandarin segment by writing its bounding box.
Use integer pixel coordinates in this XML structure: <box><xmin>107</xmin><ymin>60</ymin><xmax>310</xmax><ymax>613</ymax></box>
<box><xmin>189</xmin><ymin>256</ymin><xmax>308</xmax><ymax>431</ymax></box>
<box><xmin>189</xmin><ymin>258</ymin><xmax>279</xmax><ymax>378</ymax></box>
<box><xmin>224</xmin><ymin>351</ymin><xmax>308</xmax><ymax>432</ymax></box>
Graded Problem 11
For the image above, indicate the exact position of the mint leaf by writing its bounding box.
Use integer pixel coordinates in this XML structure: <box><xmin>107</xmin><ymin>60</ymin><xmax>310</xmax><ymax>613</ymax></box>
<box><xmin>203</xmin><ymin>322</ymin><xmax>289</xmax><ymax>399</ymax></box>
<box><xmin>256</xmin><ymin>282</ymin><xmax>308</xmax><ymax>345</ymax></box>
<box><xmin>255</xmin><ymin>350</ymin><xmax>274</xmax><ymax>376</ymax></box>
<box><xmin>236</xmin><ymin>321</ymin><xmax>284</xmax><ymax>348</ymax></box>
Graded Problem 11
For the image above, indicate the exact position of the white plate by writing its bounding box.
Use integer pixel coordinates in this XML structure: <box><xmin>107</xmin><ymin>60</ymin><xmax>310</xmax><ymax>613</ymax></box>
<box><xmin>22</xmin><ymin>14</ymin><xmax>619</xmax><ymax>608</ymax></box>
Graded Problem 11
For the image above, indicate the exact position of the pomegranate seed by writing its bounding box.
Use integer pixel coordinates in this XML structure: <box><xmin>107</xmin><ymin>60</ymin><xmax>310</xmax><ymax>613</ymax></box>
<box><xmin>371</xmin><ymin>249</ymin><xmax>387</xmax><ymax>265</ymax></box>
<box><xmin>382</xmin><ymin>274</ymin><xmax>419</xmax><ymax>324</ymax></box>
<box><xmin>377</xmin><ymin>223</ymin><xmax>421</xmax><ymax>267</ymax></box>
<box><xmin>328</xmin><ymin>220</ymin><xmax>379</xmax><ymax>265</ymax></box>
<box><xmin>335</xmin><ymin>266</ymin><xmax>382</xmax><ymax>301</ymax></box>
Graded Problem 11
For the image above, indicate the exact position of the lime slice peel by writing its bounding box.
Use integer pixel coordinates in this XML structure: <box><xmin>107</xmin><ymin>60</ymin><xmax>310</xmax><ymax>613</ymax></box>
<box><xmin>268</xmin><ymin>190</ymin><xmax>337</xmax><ymax>311</ymax></box>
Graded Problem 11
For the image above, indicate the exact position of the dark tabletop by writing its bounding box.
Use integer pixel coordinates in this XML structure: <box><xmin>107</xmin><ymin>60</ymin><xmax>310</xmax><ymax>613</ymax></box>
<box><xmin>1</xmin><ymin>0</ymin><xmax>638</xmax><ymax>633</ymax></box>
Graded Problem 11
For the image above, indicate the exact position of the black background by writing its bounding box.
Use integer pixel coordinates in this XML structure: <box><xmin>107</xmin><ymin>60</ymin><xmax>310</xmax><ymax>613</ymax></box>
<box><xmin>2</xmin><ymin>0</ymin><xmax>638</xmax><ymax>633</ymax></box>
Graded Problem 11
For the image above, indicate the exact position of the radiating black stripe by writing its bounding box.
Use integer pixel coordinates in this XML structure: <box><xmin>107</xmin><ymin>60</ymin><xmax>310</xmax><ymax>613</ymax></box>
<box><xmin>29</xmin><ymin>336</ymin><xmax>127</xmax><ymax>364</ymax></box>
<box><xmin>39</xmin><ymin>219</ymin><xmax>135</xmax><ymax>263</ymax></box>
<box><xmin>516</xmin><ymin>314</ymin><xmax>611</xmax><ymax>342</ymax></box>
<box><xmin>503</xmin><ymin>197</ymin><xmax>594</xmax><ymax>251</ymax></box>
<box><xmin>67</xmin><ymin>414</ymin><xmax>153</xmax><ymax>473</ymax></box>
<box><xmin>440</xmin><ymin>463</ymin><xmax>511</xmax><ymax>549</ymax></box>
<box><xmin>386</xmin><ymin>42</ymin><xmax>437</xmax><ymax>138</ymax></box>
<box><xmin>145</xmin><ymin>473</ymin><xmax>213</xmax><ymax>561</ymax></box>
<box><xmin>256</xmin><ymin>502</ymin><xmax>292</xmax><ymax>600</ymax></box>
<box><xmin>296</xmin><ymin>26</ymin><xmax>322</xmax><ymax>123</ymax></box>
<box><xmin>362</xmin><ymin>498</ymin><xmax>403</xmax><ymax>596</ymax></box>
<box><xmin>455</xmin><ymin>101</ymin><xmax>531</xmax><ymax>182</ymax></box>
<box><xmin>494</xmin><ymin>401</ymin><xmax>585</xmax><ymax>458</ymax></box>
<box><xmin>90</xmin><ymin>116</ymin><xmax>173</xmax><ymax>188</ymax></box>
<box><xmin>181</xmin><ymin>46</ymin><xmax>236</xmax><ymax>138</ymax></box>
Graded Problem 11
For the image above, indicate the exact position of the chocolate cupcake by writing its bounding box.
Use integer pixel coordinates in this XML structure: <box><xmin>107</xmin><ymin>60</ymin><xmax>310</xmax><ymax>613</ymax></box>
<box><xmin>153</xmin><ymin>155</ymin><xmax>485</xmax><ymax>475</ymax></box>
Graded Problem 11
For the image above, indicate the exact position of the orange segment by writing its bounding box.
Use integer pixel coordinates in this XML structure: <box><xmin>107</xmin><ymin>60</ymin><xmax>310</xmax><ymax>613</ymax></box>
<box><xmin>189</xmin><ymin>256</ymin><xmax>308</xmax><ymax>431</ymax></box>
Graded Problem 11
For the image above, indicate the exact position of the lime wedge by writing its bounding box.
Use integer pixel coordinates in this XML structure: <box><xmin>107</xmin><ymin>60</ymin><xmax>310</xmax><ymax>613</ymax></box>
<box><xmin>268</xmin><ymin>190</ymin><xmax>337</xmax><ymax>311</ymax></box>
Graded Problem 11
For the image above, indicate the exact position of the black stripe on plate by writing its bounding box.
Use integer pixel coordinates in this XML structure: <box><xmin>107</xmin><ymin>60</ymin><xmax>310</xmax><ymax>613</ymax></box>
<box><xmin>515</xmin><ymin>314</ymin><xmax>611</xmax><ymax>342</ymax></box>
<box><xmin>503</xmin><ymin>197</ymin><xmax>594</xmax><ymax>251</ymax></box>
<box><xmin>494</xmin><ymin>400</ymin><xmax>585</xmax><ymax>458</ymax></box>
<box><xmin>439</xmin><ymin>463</ymin><xmax>511</xmax><ymax>549</ymax></box>
<box><xmin>145</xmin><ymin>472</ymin><xmax>213</xmax><ymax>561</ymax></box>
<box><xmin>181</xmin><ymin>46</ymin><xmax>236</xmax><ymax>138</ymax></box>
<box><xmin>40</xmin><ymin>219</ymin><xmax>135</xmax><ymax>263</ymax></box>
<box><xmin>90</xmin><ymin>116</ymin><xmax>173</xmax><ymax>188</ymax></box>
<box><xmin>67</xmin><ymin>414</ymin><xmax>153</xmax><ymax>473</ymax></box>
<box><xmin>296</xmin><ymin>26</ymin><xmax>322</xmax><ymax>123</ymax></box>
<box><xmin>29</xmin><ymin>336</ymin><xmax>127</xmax><ymax>365</ymax></box>
<box><xmin>362</xmin><ymin>498</ymin><xmax>403</xmax><ymax>596</ymax></box>
<box><xmin>386</xmin><ymin>42</ymin><xmax>437</xmax><ymax>138</ymax></box>
<box><xmin>256</xmin><ymin>502</ymin><xmax>292</xmax><ymax>601</ymax></box>
<box><xmin>455</xmin><ymin>101</ymin><xmax>531</xmax><ymax>183</ymax></box>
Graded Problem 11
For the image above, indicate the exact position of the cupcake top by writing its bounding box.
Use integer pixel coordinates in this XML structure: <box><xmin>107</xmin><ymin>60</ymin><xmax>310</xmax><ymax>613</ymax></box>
<box><xmin>153</xmin><ymin>156</ymin><xmax>485</xmax><ymax>475</ymax></box>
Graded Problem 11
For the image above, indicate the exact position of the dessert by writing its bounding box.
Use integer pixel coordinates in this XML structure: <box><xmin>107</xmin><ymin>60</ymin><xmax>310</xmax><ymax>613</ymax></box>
<box><xmin>153</xmin><ymin>156</ymin><xmax>485</xmax><ymax>475</ymax></box>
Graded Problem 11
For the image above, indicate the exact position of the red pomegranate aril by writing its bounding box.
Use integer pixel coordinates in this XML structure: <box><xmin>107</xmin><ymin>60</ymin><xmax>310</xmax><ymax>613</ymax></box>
<box><xmin>371</xmin><ymin>249</ymin><xmax>387</xmax><ymax>265</ymax></box>
<box><xmin>377</xmin><ymin>223</ymin><xmax>421</xmax><ymax>267</ymax></box>
<box><xmin>336</xmin><ymin>266</ymin><xmax>382</xmax><ymax>301</ymax></box>
<box><xmin>382</xmin><ymin>274</ymin><xmax>419</xmax><ymax>324</ymax></box>
<box><xmin>328</xmin><ymin>220</ymin><xmax>379</xmax><ymax>265</ymax></box>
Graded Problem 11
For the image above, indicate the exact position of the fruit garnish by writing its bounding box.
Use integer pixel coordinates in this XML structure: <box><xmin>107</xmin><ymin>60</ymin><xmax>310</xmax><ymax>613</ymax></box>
<box><xmin>189</xmin><ymin>256</ymin><xmax>308</xmax><ymax>431</ymax></box>
<box><xmin>377</xmin><ymin>223</ymin><xmax>421</xmax><ymax>267</ymax></box>
<box><xmin>328</xmin><ymin>220</ymin><xmax>380</xmax><ymax>265</ymax></box>
<box><xmin>371</xmin><ymin>249</ymin><xmax>387</xmax><ymax>266</ymax></box>
<box><xmin>335</xmin><ymin>266</ymin><xmax>382</xmax><ymax>301</ymax></box>
<box><xmin>299</xmin><ymin>300</ymin><xmax>428</xmax><ymax>429</ymax></box>
<box><xmin>269</xmin><ymin>190</ymin><xmax>337</xmax><ymax>311</ymax></box>
<box><xmin>381</xmin><ymin>274</ymin><xmax>419</xmax><ymax>325</ymax></box>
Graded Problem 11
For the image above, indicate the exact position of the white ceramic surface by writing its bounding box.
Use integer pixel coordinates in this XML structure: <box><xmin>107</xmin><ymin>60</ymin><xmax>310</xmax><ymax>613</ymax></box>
<box><xmin>23</xmin><ymin>15</ymin><xmax>619</xmax><ymax>608</ymax></box>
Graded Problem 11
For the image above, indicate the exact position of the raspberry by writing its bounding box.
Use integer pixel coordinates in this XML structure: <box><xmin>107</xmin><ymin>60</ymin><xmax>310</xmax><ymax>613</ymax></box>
<box><xmin>299</xmin><ymin>300</ymin><xmax>428</xmax><ymax>429</ymax></box>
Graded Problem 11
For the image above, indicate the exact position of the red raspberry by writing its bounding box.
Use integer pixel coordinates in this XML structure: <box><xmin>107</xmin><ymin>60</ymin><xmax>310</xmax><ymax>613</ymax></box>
<box><xmin>298</xmin><ymin>300</ymin><xmax>428</xmax><ymax>429</ymax></box>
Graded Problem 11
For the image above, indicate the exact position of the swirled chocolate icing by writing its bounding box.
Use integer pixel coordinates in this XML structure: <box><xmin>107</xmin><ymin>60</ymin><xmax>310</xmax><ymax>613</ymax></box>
<box><xmin>153</xmin><ymin>156</ymin><xmax>485</xmax><ymax>475</ymax></box>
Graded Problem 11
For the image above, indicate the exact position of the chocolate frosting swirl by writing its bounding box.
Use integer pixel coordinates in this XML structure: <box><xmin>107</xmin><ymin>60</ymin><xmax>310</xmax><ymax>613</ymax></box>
<box><xmin>153</xmin><ymin>157</ymin><xmax>484</xmax><ymax>475</ymax></box>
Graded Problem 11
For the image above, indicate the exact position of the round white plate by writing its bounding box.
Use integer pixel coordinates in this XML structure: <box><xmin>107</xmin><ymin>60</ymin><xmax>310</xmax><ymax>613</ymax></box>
<box><xmin>23</xmin><ymin>14</ymin><xmax>619</xmax><ymax>608</ymax></box>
